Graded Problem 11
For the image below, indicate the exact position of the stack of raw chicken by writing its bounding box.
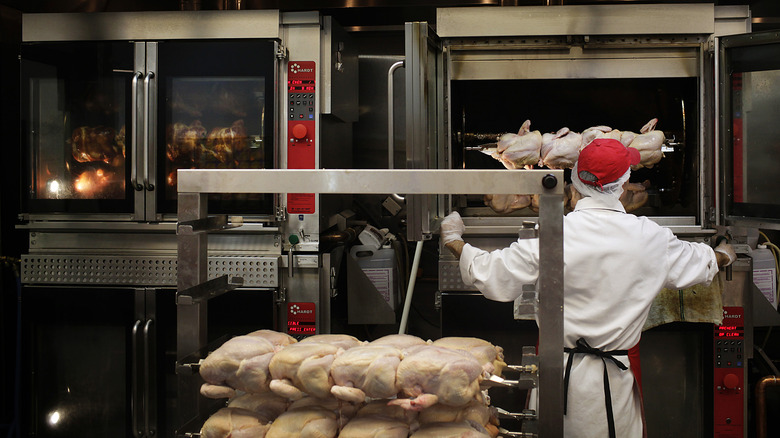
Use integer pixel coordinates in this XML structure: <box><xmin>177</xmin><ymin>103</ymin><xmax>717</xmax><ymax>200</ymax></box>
<box><xmin>481</xmin><ymin>118</ymin><xmax>665</xmax><ymax>214</ymax></box>
<box><xmin>199</xmin><ymin>330</ymin><xmax>507</xmax><ymax>438</ymax></box>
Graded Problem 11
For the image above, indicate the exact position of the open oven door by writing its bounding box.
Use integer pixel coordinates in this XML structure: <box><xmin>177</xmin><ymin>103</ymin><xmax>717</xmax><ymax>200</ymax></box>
<box><xmin>718</xmin><ymin>30</ymin><xmax>780</xmax><ymax>230</ymax></box>
<box><xmin>405</xmin><ymin>22</ymin><xmax>446</xmax><ymax>242</ymax></box>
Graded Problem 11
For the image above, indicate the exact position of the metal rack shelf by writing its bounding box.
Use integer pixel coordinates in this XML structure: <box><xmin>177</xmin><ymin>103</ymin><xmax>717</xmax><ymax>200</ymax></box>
<box><xmin>175</xmin><ymin>168</ymin><xmax>565</xmax><ymax>437</ymax></box>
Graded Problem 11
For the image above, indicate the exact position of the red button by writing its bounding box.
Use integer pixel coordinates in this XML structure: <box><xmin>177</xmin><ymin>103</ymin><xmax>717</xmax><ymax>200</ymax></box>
<box><xmin>723</xmin><ymin>373</ymin><xmax>739</xmax><ymax>389</ymax></box>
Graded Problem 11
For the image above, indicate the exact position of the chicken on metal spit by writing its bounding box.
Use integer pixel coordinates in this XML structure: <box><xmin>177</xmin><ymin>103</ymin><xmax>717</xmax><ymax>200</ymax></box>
<box><xmin>330</xmin><ymin>344</ymin><xmax>405</xmax><ymax>403</ymax></box>
<box><xmin>199</xmin><ymin>329</ymin><xmax>297</xmax><ymax>398</ymax></box>
<box><xmin>71</xmin><ymin>125</ymin><xmax>124</xmax><ymax>163</ymax></box>
<box><xmin>388</xmin><ymin>344</ymin><xmax>485</xmax><ymax>411</ymax></box>
<box><xmin>481</xmin><ymin>120</ymin><xmax>542</xmax><ymax>170</ymax></box>
<box><xmin>268</xmin><ymin>334</ymin><xmax>362</xmax><ymax>400</ymax></box>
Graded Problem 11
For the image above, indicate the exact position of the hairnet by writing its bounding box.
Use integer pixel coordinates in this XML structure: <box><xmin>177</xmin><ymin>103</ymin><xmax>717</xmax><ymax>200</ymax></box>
<box><xmin>571</xmin><ymin>161</ymin><xmax>630</xmax><ymax>204</ymax></box>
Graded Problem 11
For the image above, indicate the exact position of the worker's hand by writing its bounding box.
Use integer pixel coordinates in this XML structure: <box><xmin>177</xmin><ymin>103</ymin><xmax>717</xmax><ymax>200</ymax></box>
<box><xmin>440</xmin><ymin>211</ymin><xmax>466</xmax><ymax>244</ymax></box>
<box><xmin>714</xmin><ymin>241</ymin><xmax>737</xmax><ymax>268</ymax></box>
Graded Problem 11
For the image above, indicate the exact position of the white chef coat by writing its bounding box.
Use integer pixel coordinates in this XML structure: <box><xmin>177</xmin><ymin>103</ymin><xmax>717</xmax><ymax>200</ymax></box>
<box><xmin>458</xmin><ymin>195</ymin><xmax>719</xmax><ymax>438</ymax></box>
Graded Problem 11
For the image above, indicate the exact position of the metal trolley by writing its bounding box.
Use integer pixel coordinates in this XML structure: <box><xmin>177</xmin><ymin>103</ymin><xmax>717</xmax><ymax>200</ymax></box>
<box><xmin>174</xmin><ymin>168</ymin><xmax>564</xmax><ymax>437</ymax></box>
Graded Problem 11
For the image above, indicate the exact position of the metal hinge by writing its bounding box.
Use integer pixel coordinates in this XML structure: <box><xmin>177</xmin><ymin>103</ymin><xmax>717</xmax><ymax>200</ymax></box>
<box><xmin>276</xmin><ymin>205</ymin><xmax>288</xmax><ymax>222</ymax></box>
<box><xmin>330</xmin><ymin>266</ymin><xmax>338</xmax><ymax>298</ymax></box>
<box><xmin>276</xmin><ymin>44</ymin><xmax>288</xmax><ymax>60</ymax></box>
<box><xmin>275</xmin><ymin>286</ymin><xmax>287</xmax><ymax>305</ymax></box>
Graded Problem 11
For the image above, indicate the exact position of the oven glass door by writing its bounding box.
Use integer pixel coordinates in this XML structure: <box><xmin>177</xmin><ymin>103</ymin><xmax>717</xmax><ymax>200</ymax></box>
<box><xmin>720</xmin><ymin>31</ymin><xmax>780</xmax><ymax>227</ymax></box>
<box><xmin>23</xmin><ymin>287</ymin><xmax>136</xmax><ymax>438</ymax></box>
<box><xmin>21</xmin><ymin>287</ymin><xmax>175</xmax><ymax>438</ymax></box>
<box><xmin>156</xmin><ymin>40</ymin><xmax>277</xmax><ymax>219</ymax></box>
<box><xmin>21</xmin><ymin>42</ymin><xmax>136</xmax><ymax>217</ymax></box>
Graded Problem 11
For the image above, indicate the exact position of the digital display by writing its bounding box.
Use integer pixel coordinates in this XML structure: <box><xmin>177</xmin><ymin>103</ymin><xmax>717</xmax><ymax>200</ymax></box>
<box><xmin>289</xmin><ymin>86</ymin><xmax>316</xmax><ymax>92</ymax></box>
<box><xmin>717</xmin><ymin>325</ymin><xmax>743</xmax><ymax>338</ymax></box>
<box><xmin>288</xmin><ymin>322</ymin><xmax>316</xmax><ymax>334</ymax></box>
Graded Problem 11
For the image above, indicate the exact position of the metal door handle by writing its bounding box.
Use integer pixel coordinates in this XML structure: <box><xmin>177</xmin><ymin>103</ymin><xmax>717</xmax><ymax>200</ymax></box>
<box><xmin>387</xmin><ymin>61</ymin><xmax>404</xmax><ymax>170</ymax></box>
<box><xmin>131</xmin><ymin>320</ymin><xmax>143</xmax><ymax>437</ymax></box>
<box><xmin>131</xmin><ymin>72</ymin><xmax>144</xmax><ymax>191</ymax></box>
<box><xmin>143</xmin><ymin>319</ymin><xmax>155</xmax><ymax>437</ymax></box>
<box><xmin>143</xmin><ymin>71</ymin><xmax>155</xmax><ymax>191</ymax></box>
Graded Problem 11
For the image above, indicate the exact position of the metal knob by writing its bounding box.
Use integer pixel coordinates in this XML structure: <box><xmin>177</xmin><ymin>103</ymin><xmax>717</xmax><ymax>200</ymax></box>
<box><xmin>542</xmin><ymin>174</ymin><xmax>558</xmax><ymax>189</ymax></box>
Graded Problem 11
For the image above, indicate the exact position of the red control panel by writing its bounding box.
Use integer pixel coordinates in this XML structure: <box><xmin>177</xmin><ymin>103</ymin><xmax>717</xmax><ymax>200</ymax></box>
<box><xmin>287</xmin><ymin>61</ymin><xmax>316</xmax><ymax>214</ymax></box>
<box><xmin>287</xmin><ymin>302</ymin><xmax>316</xmax><ymax>335</ymax></box>
<box><xmin>714</xmin><ymin>306</ymin><xmax>744</xmax><ymax>437</ymax></box>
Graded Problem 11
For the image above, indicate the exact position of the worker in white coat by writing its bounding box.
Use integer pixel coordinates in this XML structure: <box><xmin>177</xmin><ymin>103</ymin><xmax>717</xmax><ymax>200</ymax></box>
<box><xmin>441</xmin><ymin>138</ymin><xmax>736</xmax><ymax>438</ymax></box>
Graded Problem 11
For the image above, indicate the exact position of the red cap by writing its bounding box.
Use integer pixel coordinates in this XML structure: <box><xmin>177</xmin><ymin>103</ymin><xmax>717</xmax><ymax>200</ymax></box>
<box><xmin>576</xmin><ymin>138</ymin><xmax>641</xmax><ymax>188</ymax></box>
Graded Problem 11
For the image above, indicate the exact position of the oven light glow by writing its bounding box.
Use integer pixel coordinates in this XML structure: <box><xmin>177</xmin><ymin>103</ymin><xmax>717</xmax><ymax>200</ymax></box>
<box><xmin>47</xmin><ymin>179</ymin><xmax>61</xmax><ymax>196</ymax></box>
<box><xmin>48</xmin><ymin>410</ymin><xmax>61</xmax><ymax>426</ymax></box>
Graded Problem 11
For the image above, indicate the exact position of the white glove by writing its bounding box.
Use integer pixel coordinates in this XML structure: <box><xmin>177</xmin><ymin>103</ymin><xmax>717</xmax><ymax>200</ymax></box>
<box><xmin>440</xmin><ymin>211</ymin><xmax>466</xmax><ymax>244</ymax></box>
<box><xmin>714</xmin><ymin>241</ymin><xmax>737</xmax><ymax>267</ymax></box>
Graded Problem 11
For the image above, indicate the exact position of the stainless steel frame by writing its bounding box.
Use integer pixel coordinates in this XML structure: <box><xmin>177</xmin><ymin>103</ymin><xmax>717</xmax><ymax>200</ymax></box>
<box><xmin>405</xmin><ymin>22</ymin><xmax>446</xmax><ymax>242</ymax></box>
<box><xmin>717</xmin><ymin>29</ymin><xmax>780</xmax><ymax>230</ymax></box>
<box><xmin>22</xmin><ymin>10</ymin><xmax>281</xmax><ymax>42</ymax></box>
<box><xmin>175</xmin><ymin>168</ymin><xmax>564</xmax><ymax>436</ymax></box>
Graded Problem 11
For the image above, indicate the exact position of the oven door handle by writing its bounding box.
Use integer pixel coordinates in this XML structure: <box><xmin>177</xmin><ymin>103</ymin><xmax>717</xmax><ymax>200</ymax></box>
<box><xmin>387</xmin><ymin>60</ymin><xmax>404</xmax><ymax>170</ymax></box>
<box><xmin>131</xmin><ymin>72</ymin><xmax>144</xmax><ymax>191</ymax></box>
<box><xmin>143</xmin><ymin>71</ymin><xmax>156</xmax><ymax>192</ymax></box>
<box><xmin>131</xmin><ymin>319</ymin><xmax>143</xmax><ymax>437</ymax></box>
<box><xmin>143</xmin><ymin>319</ymin><xmax>156</xmax><ymax>438</ymax></box>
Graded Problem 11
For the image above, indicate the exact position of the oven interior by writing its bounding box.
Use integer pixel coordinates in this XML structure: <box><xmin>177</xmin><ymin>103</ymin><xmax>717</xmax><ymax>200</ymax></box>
<box><xmin>451</xmin><ymin>77</ymin><xmax>700</xmax><ymax>219</ymax></box>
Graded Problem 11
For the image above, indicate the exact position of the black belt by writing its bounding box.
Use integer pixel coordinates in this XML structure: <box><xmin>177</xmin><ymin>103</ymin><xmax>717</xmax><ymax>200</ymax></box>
<box><xmin>564</xmin><ymin>337</ymin><xmax>629</xmax><ymax>438</ymax></box>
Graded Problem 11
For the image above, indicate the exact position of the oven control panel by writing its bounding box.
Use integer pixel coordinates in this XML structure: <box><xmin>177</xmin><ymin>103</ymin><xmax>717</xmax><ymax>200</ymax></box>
<box><xmin>713</xmin><ymin>306</ymin><xmax>744</xmax><ymax>438</ymax></box>
<box><xmin>287</xmin><ymin>61</ymin><xmax>316</xmax><ymax>214</ymax></box>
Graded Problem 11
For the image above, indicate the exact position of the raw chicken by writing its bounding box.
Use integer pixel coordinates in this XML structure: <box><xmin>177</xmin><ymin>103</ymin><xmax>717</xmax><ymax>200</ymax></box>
<box><xmin>486</xmin><ymin>120</ymin><xmax>542</xmax><ymax>169</ymax></box>
<box><xmin>268</xmin><ymin>342</ymin><xmax>344</xmax><ymax>400</ymax></box>
<box><xmin>417</xmin><ymin>400</ymin><xmax>499</xmax><ymax>438</ymax></box>
<box><xmin>354</xmin><ymin>400</ymin><xmax>419</xmax><ymax>424</ymax></box>
<box><xmin>330</xmin><ymin>344</ymin><xmax>404</xmax><ymax>403</ymax></box>
<box><xmin>297</xmin><ymin>333</ymin><xmax>363</xmax><ymax>350</ymax></box>
<box><xmin>389</xmin><ymin>345</ymin><xmax>484</xmax><ymax>411</ymax></box>
<box><xmin>567</xmin><ymin>180</ymin><xmax>649</xmax><ymax>213</ymax></box>
<box><xmin>431</xmin><ymin>337</ymin><xmax>506</xmax><ymax>376</ymax></box>
<box><xmin>264</xmin><ymin>405</ymin><xmax>339</xmax><ymax>438</ymax></box>
<box><xmin>199</xmin><ymin>330</ymin><xmax>297</xmax><ymax>396</ymax></box>
<box><xmin>628</xmin><ymin>118</ymin><xmax>665</xmax><ymax>169</ymax></box>
<box><xmin>483</xmin><ymin>194</ymin><xmax>531</xmax><ymax>214</ymax></box>
<box><xmin>339</xmin><ymin>401</ymin><xmax>418</xmax><ymax>438</ymax></box>
<box><xmin>619</xmin><ymin>180</ymin><xmax>651</xmax><ymax>212</ymax></box>
<box><xmin>227</xmin><ymin>392</ymin><xmax>290</xmax><ymax>422</ymax></box>
<box><xmin>199</xmin><ymin>335</ymin><xmax>277</xmax><ymax>392</ymax></box>
<box><xmin>338</xmin><ymin>416</ymin><xmax>411</xmax><ymax>438</ymax></box>
<box><xmin>540</xmin><ymin>127</ymin><xmax>583</xmax><ymax>169</ymax></box>
<box><xmin>410</xmin><ymin>421</ymin><xmax>493</xmax><ymax>438</ymax></box>
<box><xmin>287</xmin><ymin>396</ymin><xmax>362</xmax><ymax>426</ymax></box>
<box><xmin>564</xmin><ymin>183</ymin><xmax>583</xmax><ymax>212</ymax></box>
<box><xmin>247</xmin><ymin>329</ymin><xmax>299</xmax><ymax>348</ymax></box>
<box><xmin>200</xmin><ymin>407</ymin><xmax>271</xmax><ymax>438</ymax></box>
<box><xmin>200</xmin><ymin>383</ymin><xmax>236</xmax><ymax>399</ymax></box>
<box><xmin>581</xmin><ymin>125</ymin><xmax>612</xmax><ymax>146</ymax></box>
<box><xmin>369</xmin><ymin>334</ymin><xmax>429</xmax><ymax>351</ymax></box>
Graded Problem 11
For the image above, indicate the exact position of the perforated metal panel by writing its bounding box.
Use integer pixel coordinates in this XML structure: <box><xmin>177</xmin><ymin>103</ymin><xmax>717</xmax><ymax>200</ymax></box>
<box><xmin>21</xmin><ymin>255</ymin><xmax>279</xmax><ymax>287</ymax></box>
<box><xmin>439</xmin><ymin>260</ymin><xmax>475</xmax><ymax>291</ymax></box>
